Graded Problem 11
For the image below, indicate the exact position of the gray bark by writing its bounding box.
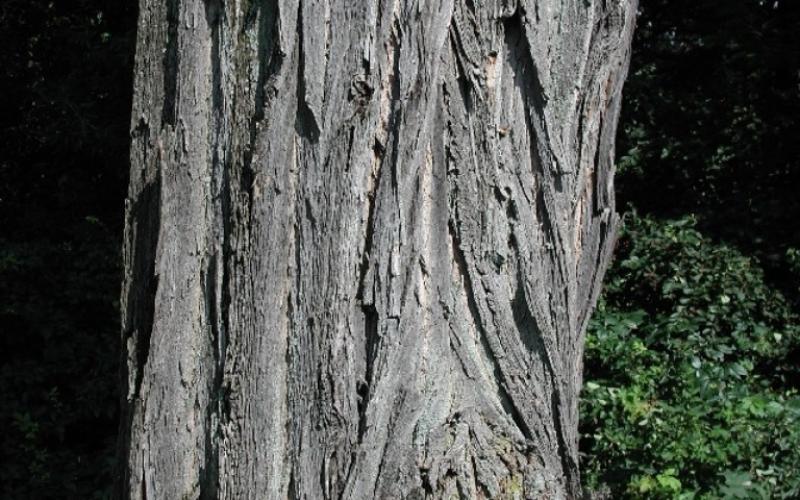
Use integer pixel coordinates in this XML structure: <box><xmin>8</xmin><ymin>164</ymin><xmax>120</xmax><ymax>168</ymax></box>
<box><xmin>118</xmin><ymin>0</ymin><xmax>636</xmax><ymax>498</ymax></box>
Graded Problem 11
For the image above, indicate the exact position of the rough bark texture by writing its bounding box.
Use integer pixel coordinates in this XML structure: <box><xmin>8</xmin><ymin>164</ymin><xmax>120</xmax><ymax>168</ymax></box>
<box><xmin>119</xmin><ymin>0</ymin><xmax>636</xmax><ymax>498</ymax></box>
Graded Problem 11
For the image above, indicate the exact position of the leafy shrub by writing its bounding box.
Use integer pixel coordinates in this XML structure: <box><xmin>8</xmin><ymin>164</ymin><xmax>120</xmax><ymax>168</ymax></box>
<box><xmin>581</xmin><ymin>214</ymin><xmax>800</xmax><ymax>499</ymax></box>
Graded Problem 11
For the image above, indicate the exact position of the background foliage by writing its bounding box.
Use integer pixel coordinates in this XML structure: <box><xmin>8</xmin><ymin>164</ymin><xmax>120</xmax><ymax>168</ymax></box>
<box><xmin>581</xmin><ymin>215</ymin><xmax>800</xmax><ymax>498</ymax></box>
<box><xmin>0</xmin><ymin>0</ymin><xmax>134</xmax><ymax>497</ymax></box>
<box><xmin>0</xmin><ymin>0</ymin><xmax>798</xmax><ymax>498</ymax></box>
<box><xmin>581</xmin><ymin>0</ymin><xmax>800</xmax><ymax>498</ymax></box>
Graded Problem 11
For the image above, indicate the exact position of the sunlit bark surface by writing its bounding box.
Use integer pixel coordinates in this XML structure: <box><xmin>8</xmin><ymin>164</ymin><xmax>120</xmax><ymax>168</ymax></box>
<box><xmin>119</xmin><ymin>1</ymin><xmax>636</xmax><ymax>498</ymax></box>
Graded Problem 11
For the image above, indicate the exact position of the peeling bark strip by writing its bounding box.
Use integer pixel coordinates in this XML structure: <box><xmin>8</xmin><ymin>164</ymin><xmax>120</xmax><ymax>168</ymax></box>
<box><xmin>119</xmin><ymin>0</ymin><xmax>636</xmax><ymax>498</ymax></box>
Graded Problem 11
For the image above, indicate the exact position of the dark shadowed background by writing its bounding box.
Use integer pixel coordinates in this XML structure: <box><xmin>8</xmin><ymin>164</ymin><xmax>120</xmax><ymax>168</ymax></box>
<box><xmin>1</xmin><ymin>0</ymin><xmax>798</xmax><ymax>497</ymax></box>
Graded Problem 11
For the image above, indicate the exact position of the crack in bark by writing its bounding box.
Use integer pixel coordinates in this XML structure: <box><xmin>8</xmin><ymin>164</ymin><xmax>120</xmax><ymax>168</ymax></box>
<box><xmin>448</xmin><ymin>219</ymin><xmax>533</xmax><ymax>442</ymax></box>
<box><xmin>124</xmin><ymin>177</ymin><xmax>161</xmax><ymax>403</ymax></box>
<box><xmin>161</xmin><ymin>0</ymin><xmax>179</xmax><ymax>126</ymax></box>
<box><xmin>295</xmin><ymin>0</ymin><xmax>321</xmax><ymax>141</ymax></box>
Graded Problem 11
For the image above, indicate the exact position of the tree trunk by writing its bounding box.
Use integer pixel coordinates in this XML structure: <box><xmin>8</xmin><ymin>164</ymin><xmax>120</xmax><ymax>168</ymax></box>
<box><xmin>118</xmin><ymin>0</ymin><xmax>636</xmax><ymax>498</ymax></box>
